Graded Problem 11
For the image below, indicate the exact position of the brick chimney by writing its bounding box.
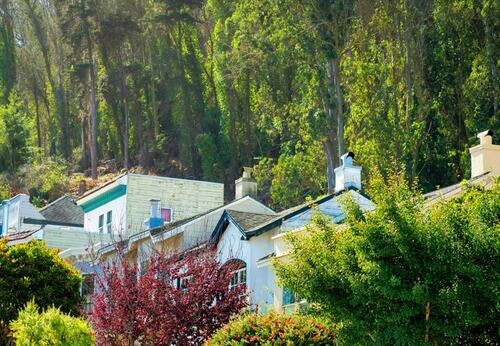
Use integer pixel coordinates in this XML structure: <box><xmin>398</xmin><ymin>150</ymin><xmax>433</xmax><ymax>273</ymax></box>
<box><xmin>469</xmin><ymin>130</ymin><xmax>500</xmax><ymax>178</ymax></box>
<box><xmin>334</xmin><ymin>152</ymin><xmax>362</xmax><ymax>193</ymax></box>
<box><xmin>235</xmin><ymin>167</ymin><xmax>258</xmax><ymax>199</ymax></box>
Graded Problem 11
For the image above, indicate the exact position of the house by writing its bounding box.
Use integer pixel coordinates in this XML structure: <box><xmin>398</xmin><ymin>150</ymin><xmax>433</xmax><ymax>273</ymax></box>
<box><xmin>212</xmin><ymin>130</ymin><xmax>499</xmax><ymax>313</ymax></box>
<box><xmin>90</xmin><ymin>130</ymin><xmax>499</xmax><ymax>314</ymax></box>
<box><xmin>268</xmin><ymin>130</ymin><xmax>500</xmax><ymax>312</ymax></box>
<box><xmin>211</xmin><ymin>152</ymin><xmax>374</xmax><ymax>311</ymax></box>
<box><xmin>0</xmin><ymin>194</ymin><xmax>112</xmax><ymax>253</ymax></box>
<box><xmin>76</xmin><ymin>173</ymin><xmax>225</xmax><ymax>237</ymax></box>
<box><xmin>96</xmin><ymin>169</ymin><xmax>276</xmax><ymax>274</ymax></box>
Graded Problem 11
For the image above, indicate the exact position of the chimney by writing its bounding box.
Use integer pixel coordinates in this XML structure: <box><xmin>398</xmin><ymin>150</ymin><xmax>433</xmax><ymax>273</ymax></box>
<box><xmin>235</xmin><ymin>167</ymin><xmax>258</xmax><ymax>200</ymax></box>
<box><xmin>334</xmin><ymin>152</ymin><xmax>362</xmax><ymax>193</ymax></box>
<box><xmin>1</xmin><ymin>200</ymin><xmax>10</xmax><ymax>236</ymax></box>
<box><xmin>148</xmin><ymin>199</ymin><xmax>163</xmax><ymax>229</ymax></box>
<box><xmin>469</xmin><ymin>130</ymin><xmax>500</xmax><ymax>178</ymax></box>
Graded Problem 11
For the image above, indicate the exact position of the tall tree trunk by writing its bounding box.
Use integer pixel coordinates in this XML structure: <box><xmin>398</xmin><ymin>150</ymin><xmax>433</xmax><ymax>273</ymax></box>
<box><xmin>84</xmin><ymin>9</ymin><xmax>98</xmax><ymax>179</ymax></box>
<box><xmin>244</xmin><ymin>73</ymin><xmax>252</xmax><ymax>163</ymax></box>
<box><xmin>25</xmin><ymin>0</ymin><xmax>70</xmax><ymax>158</ymax></box>
<box><xmin>404</xmin><ymin>0</ymin><xmax>413</xmax><ymax>123</ymax></box>
<box><xmin>326</xmin><ymin>58</ymin><xmax>337</xmax><ymax>194</ymax></box>
<box><xmin>0</xmin><ymin>0</ymin><xmax>16</xmax><ymax>99</ymax></box>
<box><xmin>33</xmin><ymin>81</ymin><xmax>42</xmax><ymax>149</ymax></box>
<box><xmin>119</xmin><ymin>52</ymin><xmax>130</xmax><ymax>169</ymax></box>
<box><xmin>324</xmin><ymin>140</ymin><xmax>336</xmax><ymax>194</ymax></box>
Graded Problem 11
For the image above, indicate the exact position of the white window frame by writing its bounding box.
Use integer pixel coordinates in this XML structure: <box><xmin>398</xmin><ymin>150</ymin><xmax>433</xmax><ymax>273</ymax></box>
<box><xmin>161</xmin><ymin>207</ymin><xmax>173</xmax><ymax>224</ymax></box>
<box><xmin>229</xmin><ymin>267</ymin><xmax>247</xmax><ymax>291</ymax></box>
<box><xmin>106</xmin><ymin>210</ymin><xmax>112</xmax><ymax>233</ymax></box>
<box><xmin>98</xmin><ymin>214</ymin><xmax>104</xmax><ymax>233</ymax></box>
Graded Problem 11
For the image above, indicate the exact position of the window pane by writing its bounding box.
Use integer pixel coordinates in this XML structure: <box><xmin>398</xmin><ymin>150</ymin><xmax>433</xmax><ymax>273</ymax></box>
<box><xmin>98</xmin><ymin>215</ymin><xmax>104</xmax><ymax>227</ymax></box>
<box><xmin>282</xmin><ymin>287</ymin><xmax>302</xmax><ymax>306</ymax></box>
<box><xmin>107</xmin><ymin>211</ymin><xmax>112</xmax><ymax>223</ymax></box>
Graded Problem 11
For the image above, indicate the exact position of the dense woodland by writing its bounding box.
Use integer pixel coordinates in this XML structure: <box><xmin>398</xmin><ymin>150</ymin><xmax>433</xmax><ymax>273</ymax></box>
<box><xmin>0</xmin><ymin>0</ymin><xmax>498</xmax><ymax>208</ymax></box>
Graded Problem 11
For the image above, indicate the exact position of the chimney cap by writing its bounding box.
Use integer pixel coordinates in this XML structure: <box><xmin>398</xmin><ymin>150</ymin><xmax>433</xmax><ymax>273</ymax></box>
<box><xmin>341</xmin><ymin>152</ymin><xmax>355</xmax><ymax>160</ymax></box>
<box><xmin>477</xmin><ymin>129</ymin><xmax>493</xmax><ymax>139</ymax></box>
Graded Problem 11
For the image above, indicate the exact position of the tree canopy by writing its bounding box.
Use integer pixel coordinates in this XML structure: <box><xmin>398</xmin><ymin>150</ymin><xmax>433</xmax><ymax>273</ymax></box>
<box><xmin>0</xmin><ymin>0</ymin><xmax>498</xmax><ymax>209</ymax></box>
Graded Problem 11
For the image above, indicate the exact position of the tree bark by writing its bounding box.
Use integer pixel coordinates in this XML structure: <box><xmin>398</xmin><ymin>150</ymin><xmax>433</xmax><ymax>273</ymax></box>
<box><xmin>119</xmin><ymin>51</ymin><xmax>130</xmax><ymax>169</ymax></box>
<box><xmin>33</xmin><ymin>81</ymin><xmax>42</xmax><ymax>149</ymax></box>
<box><xmin>83</xmin><ymin>0</ymin><xmax>98</xmax><ymax>179</ymax></box>
<box><xmin>0</xmin><ymin>0</ymin><xmax>16</xmax><ymax>98</ymax></box>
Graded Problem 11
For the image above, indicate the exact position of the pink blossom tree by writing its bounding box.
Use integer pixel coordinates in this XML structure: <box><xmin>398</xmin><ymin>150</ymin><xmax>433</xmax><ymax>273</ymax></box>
<box><xmin>90</xmin><ymin>247</ymin><xmax>247</xmax><ymax>346</ymax></box>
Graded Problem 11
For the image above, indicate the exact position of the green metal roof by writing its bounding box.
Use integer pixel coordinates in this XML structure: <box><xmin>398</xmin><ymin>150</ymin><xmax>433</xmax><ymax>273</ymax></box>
<box><xmin>80</xmin><ymin>185</ymin><xmax>127</xmax><ymax>213</ymax></box>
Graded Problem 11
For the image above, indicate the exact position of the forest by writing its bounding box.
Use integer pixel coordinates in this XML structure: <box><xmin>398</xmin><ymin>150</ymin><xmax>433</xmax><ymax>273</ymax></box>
<box><xmin>0</xmin><ymin>0</ymin><xmax>498</xmax><ymax>209</ymax></box>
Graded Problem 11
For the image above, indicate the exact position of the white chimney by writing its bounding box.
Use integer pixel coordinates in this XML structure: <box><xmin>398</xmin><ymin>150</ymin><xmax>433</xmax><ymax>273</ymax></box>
<box><xmin>150</xmin><ymin>199</ymin><xmax>160</xmax><ymax>218</ymax></box>
<box><xmin>334</xmin><ymin>152</ymin><xmax>362</xmax><ymax>193</ymax></box>
<box><xmin>235</xmin><ymin>167</ymin><xmax>258</xmax><ymax>199</ymax></box>
<box><xmin>469</xmin><ymin>130</ymin><xmax>500</xmax><ymax>178</ymax></box>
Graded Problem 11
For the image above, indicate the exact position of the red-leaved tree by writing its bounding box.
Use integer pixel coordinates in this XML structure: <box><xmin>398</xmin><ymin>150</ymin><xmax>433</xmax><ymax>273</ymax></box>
<box><xmin>90</xmin><ymin>247</ymin><xmax>247</xmax><ymax>346</ymax></box>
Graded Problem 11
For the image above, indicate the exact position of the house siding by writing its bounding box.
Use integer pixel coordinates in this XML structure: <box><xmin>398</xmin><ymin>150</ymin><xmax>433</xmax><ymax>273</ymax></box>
<box><xmin>43</xmin><ymin>227</ymin><xmax>114</xmax><ymax>252</ymax></box>
<box><xmin>125</xmin><ymin>174</ymin><xmax>224</xmax><ymax>236</ymax></box>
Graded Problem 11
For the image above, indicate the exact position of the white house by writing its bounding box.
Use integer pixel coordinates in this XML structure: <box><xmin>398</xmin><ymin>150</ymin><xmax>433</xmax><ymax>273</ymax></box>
<box><xmin>211</xmin><ymin>152</ymin><xmax>375</xmax><ymax>311</ymax></box>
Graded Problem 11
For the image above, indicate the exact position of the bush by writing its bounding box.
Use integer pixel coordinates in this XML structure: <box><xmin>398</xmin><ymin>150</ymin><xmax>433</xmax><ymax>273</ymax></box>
<box><xmin>206</xmin><ymin>311</ymin><xmax>336</xmax><ymax>345</ymax></box>
<box><xmin>0</xmin><ymin>240</ymin><xmax>82</xmax><ymax>341</ymax></box>
<box><xmin>19</xmin><ymin>156</ymin><xmax>70</xmax><ymax>202</ymax></box>
<box><xmin>11</xmin><ymin>301</ymin><xmax>93</xmax><ymax>346</ymax></box>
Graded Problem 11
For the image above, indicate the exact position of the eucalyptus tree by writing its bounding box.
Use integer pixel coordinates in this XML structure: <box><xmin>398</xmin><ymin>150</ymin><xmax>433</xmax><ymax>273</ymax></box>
<box><xmin>0</xmin><ymin>0</ymin><xmax>16</xmax><ymax>101</ymax></box>
<box><xmin>54</xmin><ymin>0</ymin><xmax>98</xmax><ymax>178</ymax></box>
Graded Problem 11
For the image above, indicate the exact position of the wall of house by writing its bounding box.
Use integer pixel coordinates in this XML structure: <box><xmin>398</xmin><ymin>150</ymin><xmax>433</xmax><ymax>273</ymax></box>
<box><xmin>84</xmin><ymin>194</ymin><xmax>127</xmax><ymax>234</ymax></box>
<box><xmin>1</xmin><ymin>194</ymin><xmax>45</xmax><ymax>233</ymax></box>
<box><xmin>43</xmin><ymin>226</ymin><xmax>114</xmax><ymax>252</ymax></box>
<box><xmin>217</xmin><ymin>223</ymin><xmax>276</xmax><ymax>310</ymax></box>
<box><xmin>153</xmin><ymin>196</ymin><xmax>276</xmax><ymax>253</ymax></box>
<box><xmin>125</xmin><ymin>174</ymin><xmax>224</xmax><ymax>236</ymax></box>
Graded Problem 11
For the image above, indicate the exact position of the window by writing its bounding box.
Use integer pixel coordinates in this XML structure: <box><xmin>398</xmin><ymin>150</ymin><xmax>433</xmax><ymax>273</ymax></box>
<box><xmin>230</xmin><ymin>267</ymin><xmax>247</xmax><ymax>290</ymax></box>
<box><xmin>227</xmin><ymin>259</ymin><xmax>247</xmax><ymax>291</ymax></box>
<box><xmin>176</xmin><ymin>276</ymin><xmax>192</xmax><ymax>294</ymax></box>
<box><xmin>81</xmin><ymin>274</ymin><xmax>95</xmax><ymax>312</ymax></box>
<box><xmin>81</xmin><ymin>274</ymin><xmax>95</xmax><ymax>296</ymax></box>
<box><xmin>138</xmin><ymin>260</ymin><xmax>149</xmax><ymax>277</ymax></box>
<box><xmin>98</xmin><ymin>214</ymin><xmax>104</xmax><ymax>233</ymax></box>
<box><xmin>106</xmin><ymin>211</ymin><xmax>112</xmax><ymax>233</ymax></box>
<box><xmin>161</xmin><ymin>208</ymin><xmax>172</xmax><ymax>223</ymax></box>
<box><xmin>282</xmin><ymin>287</ymin><xmax>303</xmax><ymax>306</ymax></box>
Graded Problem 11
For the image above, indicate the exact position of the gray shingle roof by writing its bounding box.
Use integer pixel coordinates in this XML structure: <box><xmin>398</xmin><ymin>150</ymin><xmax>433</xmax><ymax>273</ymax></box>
<box><xmin>423</xmin><ymin>171</ymin><xmax>497</xmax><ymax>206</ymax></box>
<box><xmin>225</xmin><ymin>210</ymin><xmax>277</xmax><ymax>233</ymax></box>
<box><xmin>40</xmin><ymin>195</ymin><xmax>84</xmax><ymax>226</ymax></box>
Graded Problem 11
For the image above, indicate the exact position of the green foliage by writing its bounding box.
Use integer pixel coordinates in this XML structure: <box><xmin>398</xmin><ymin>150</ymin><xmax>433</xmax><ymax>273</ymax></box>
<box><xmin>206</xmin><ymin>311</ymin><xmax>337</xmax><ymax>345</ymax></box>
<box><xmin>0</xmin><ymin>177</ymin><xmax>10</xmax><ymax>200</ymax></box>
<box><xmin>254</xmin><ymin>141</ymin><xmax>327</xmax><ymax>209</ymax></box>
<box><xmin>19</xmin><ymin>156</ymin><xmax>70</xmax><ymax>202</ymax></box>
<box><xmin>0</xmin><ymin>90</ymin><xmax>30</xmax><ymax>172</ymax></box>
<box><xmin>1</xmin><ymin>0</ymin><xmax>499</xmax><ymax>208</ymax></box>
<box><xmin>274</xmin><ymin>174</ymin><xmax>500</xmax><ymax>345</ymax></box>
<box><xmin>0</xmin><ymin>240</ymin><xmax>82</xmax><ymax>340</ymax></box>
<box><xmin>10</xmin><ymin>301</ymin><xmax>93</xmax><ymax>346</ymax></box>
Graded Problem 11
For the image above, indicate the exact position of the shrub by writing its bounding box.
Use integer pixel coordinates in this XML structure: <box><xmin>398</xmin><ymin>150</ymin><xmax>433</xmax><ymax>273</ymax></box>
<box><xmin>0</xmin><ymin>240</ymin><xmax>82</xmax><ymax>341</ymax></box>
<box><xmin>206</xmin><ymin>311</ymin><xmax>336</xmax><ymax>345</ymax></box>
<box><xmin>11</xmin><ymin>301</ymin><xmax>93</xmax><ymax>346</ymax></box>
<box><xmin>19</xmin><ymin>156</ymin><xmax>70</xmax><ymax>202</ymax></box>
